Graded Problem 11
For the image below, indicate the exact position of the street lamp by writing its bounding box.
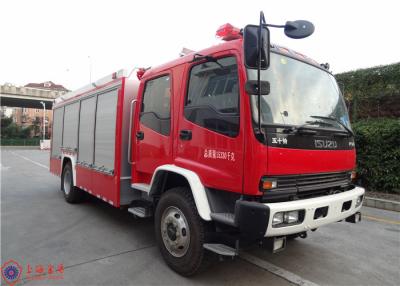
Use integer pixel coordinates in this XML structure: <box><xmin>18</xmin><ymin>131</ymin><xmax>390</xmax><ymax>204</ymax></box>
<box><xmin>40</xmin><ymin>101</ymin><xmax>46</xmax><ymax>141</ymax></box>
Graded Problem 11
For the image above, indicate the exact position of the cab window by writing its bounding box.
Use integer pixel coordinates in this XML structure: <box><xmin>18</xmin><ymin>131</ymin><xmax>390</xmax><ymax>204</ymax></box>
<box><xmin>140</xmin><ymin>75</ymin><xmax>171</xmax><ymax>136</ymax></box>
<box><xmin>185</xmin><ymin>56</ymin><xmax>239</xmax><ymax>137</ymax></box>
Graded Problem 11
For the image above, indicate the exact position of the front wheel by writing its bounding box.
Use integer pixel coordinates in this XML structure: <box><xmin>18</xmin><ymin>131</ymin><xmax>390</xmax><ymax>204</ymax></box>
<box><xmin>155</xmin><ymin>187</ymin><xmax>208</xmax><ymax>276</ymax></box>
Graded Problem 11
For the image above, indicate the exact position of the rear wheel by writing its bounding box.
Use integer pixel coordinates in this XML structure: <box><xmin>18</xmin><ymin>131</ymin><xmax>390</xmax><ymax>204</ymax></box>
<box><xmin>155</xmin><ymin>187</ymin><xmax>208</xmax><ymax>276</ymax></box>
<box><xmin>61</xmin><ymin>162</ymin><xmax>83</xmax><ymax>204</ymax></box>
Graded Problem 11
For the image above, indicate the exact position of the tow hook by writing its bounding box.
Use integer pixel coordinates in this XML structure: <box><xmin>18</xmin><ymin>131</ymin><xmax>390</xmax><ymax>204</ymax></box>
<box><xmin>345</xmin><ymin>212</ymin><xmax>362</xmax><ymax>223</ymax></box>
<box><xmin>299</xmin><ymin>232</ymin><xmax>307</xmax><ymax>239</ymax></box>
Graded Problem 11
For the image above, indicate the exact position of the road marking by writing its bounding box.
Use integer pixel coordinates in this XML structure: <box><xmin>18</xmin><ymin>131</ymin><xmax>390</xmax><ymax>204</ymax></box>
<box><xmin>240</xmin><ymin>252</ymin><xmax>320</xmax><ymax>286</ymax></box>
<box><xmin>10</xmin><ymin>151</ymin><xmax>49</xmax><ymax>170</ymax></box>
<box><xmin>364</xmin><ymin>215</ymin><xmax>400</xmax><ymax>225</ymax></box>
<box><xmin>0</xmin><ymin>163</ymin><xmax>10</xmax><ymax>170</ymax></box>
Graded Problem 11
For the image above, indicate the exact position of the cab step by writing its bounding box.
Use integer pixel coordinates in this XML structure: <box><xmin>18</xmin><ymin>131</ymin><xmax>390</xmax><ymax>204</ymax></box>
<box><xmin>210</xmin><ymin>212</ymin><xmax>237</xmax><ymax>227</ymax></box>
<box><xmin>128</xmin><ymin>206</ymin><xmax>152</xmax><ymax>218</ymax></box>
<box><xmin>203</xmin><ymin>243</ymin><xmax>237</xmax><ymax>256</ymax></box>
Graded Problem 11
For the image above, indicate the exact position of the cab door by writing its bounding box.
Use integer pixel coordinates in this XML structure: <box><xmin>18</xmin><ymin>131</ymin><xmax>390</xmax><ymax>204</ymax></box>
<box><xmin>134</xmin><ymin>74</ymin><xmax>173</xmax><ymax>183</ymax></box>
<box><xmin>175</xmin><ymin>54</ymin><xmax>244</xmax><ymax>193</ymax></box>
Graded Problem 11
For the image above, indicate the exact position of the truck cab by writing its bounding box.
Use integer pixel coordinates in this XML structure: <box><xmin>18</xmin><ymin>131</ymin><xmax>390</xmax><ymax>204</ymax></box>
<box><xmin>129</xmin><ymin>31</ymin><xmax>363</xmax><ymax>274</ymax></box>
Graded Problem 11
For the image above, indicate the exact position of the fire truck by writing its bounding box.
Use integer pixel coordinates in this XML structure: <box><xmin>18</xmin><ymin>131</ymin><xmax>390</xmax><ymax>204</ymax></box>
<box><xmin>50</xmin><ymin>12</ymin><xmax>364</xmax><ymax>276</ymax></box>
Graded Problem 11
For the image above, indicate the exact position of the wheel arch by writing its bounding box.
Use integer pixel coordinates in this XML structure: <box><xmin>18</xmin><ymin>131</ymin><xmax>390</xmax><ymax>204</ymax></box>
<box><xmin>149</xmin><ymin>165</ymin><xmax>212</xmax><ymax>221</ymax></box>
<box><xmin>61</xmin><ymin>155</ymin><xmax>77</xmax><ymax>186</ymax></box>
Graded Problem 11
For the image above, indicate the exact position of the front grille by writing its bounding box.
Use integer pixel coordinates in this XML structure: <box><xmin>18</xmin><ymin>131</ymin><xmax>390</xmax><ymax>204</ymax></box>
<box><xmin>260</xmin><ymin>171</ymin><xmax>352</xmax><ymax>203</ymax></box>
<box><xmin>275</xmin><ymin>172</ymin><xmax>351</xmax><ymax>193</ymax></box>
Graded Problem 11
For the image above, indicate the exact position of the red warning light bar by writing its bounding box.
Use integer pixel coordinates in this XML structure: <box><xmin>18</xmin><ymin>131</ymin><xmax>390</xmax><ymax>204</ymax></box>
<box><xmin>216</xmin><ymin>23</ymin><xmax>241</xmax><ymax>41</ymax></box>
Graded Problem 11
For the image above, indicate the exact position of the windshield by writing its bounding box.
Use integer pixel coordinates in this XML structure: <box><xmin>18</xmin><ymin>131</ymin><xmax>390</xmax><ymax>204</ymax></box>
<box><xmin>248</xmin><ymin>53</ymin><xmax>351</xmax><ymax>131</ymax></box>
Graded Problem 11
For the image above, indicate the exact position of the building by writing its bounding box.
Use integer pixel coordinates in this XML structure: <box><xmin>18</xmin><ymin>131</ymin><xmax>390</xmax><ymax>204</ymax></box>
<box><xmin>12</xmin><ymin>107</ymin><xmax>53</xmax><ymax>137</ymax></box>
<box><xmin>2</xmin><ymin>81</ymin><xmax>69</xmax><ymax>138</ymax></box>
<box><xmin>24</xmin><ymin>81</ymin><xmax>68</xmax><ymax>92</ymax></box>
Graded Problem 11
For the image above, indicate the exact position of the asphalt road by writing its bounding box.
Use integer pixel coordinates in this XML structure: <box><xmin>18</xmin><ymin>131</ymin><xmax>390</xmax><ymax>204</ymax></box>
<box><xmin>1</xmin><ymin>148</ymin><xmax>399</xmax><ymax>286</ymax></box>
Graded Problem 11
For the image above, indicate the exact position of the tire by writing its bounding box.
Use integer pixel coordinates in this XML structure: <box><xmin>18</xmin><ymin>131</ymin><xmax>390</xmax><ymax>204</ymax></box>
<box><xmin>61</xmin><ymin>162</ymin><xmax>83</xmax><ymax>204</ymax></box>
<box><xmin>155</xmin><ymin>187</ymin><xmax>208</xmax><ymax>276</ymax></box>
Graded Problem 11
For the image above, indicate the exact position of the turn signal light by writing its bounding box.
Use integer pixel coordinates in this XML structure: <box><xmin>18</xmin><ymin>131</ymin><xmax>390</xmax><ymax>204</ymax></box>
<box><xmin>261</xmin><ymin>179</ymin><xmax>277</xmax><ymax>190</ymax></box>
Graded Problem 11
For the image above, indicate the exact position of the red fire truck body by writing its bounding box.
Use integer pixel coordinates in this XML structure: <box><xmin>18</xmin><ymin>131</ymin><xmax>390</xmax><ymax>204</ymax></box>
<box><xmin>50</xmin><ymin>25</ymin><xmax>364</xmax><ymax>275</ymax></box>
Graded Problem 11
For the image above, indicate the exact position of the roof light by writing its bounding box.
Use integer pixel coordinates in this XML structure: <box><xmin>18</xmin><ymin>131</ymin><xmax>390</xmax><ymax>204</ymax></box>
<box><xmin>216</xmin><ymin>23</ymin><xmax>241</xmax><ymax>41</ymax></box>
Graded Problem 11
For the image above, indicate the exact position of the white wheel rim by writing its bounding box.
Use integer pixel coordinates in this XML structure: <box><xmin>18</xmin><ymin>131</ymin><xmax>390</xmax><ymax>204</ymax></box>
<box><xmin>161</xmin><ymin>206</ymin><xmax>190</xmax><ymax>257</ymax></box>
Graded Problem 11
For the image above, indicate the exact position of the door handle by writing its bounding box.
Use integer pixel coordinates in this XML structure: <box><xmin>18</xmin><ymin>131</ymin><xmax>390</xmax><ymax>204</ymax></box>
<box><xmin>180</xmin><ymin>130</ymin><xmax>192</xmax><ymax>140</ymax></box>
<box><xmin>136</xmin><ymin>131</ymin><xmax>144</xmax><ymax>140</ymax></box>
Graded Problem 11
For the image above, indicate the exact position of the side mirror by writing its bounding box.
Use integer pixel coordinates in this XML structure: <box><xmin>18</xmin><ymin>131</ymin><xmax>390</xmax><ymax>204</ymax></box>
<box><xmin>245</xmin><ymin>80</ymin><xmax>270</xmax><ymax>95</ymax></box>
<box><xmin>284</xmin><ymin>20</ymin><xmax>314</xmax><ymax>39</ymax></box>
<box><xmin>243</xmin><ymin>25</ymin><xmax>270</xmax><ymax>69</ymax></box>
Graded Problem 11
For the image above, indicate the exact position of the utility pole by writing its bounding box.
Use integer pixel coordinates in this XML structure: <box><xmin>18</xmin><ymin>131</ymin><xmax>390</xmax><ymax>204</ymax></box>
<box><xmin>40</xmin><ymin>101</ymin><xmax>46</xmax><ymax>140</ymax></box>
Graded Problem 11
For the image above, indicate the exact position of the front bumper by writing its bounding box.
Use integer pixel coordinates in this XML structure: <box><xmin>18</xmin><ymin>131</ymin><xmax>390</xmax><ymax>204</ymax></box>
<box><xmin>235</xmin><ymin>186</ymin><xmax>365</xmax><ymax>238</ymax></box>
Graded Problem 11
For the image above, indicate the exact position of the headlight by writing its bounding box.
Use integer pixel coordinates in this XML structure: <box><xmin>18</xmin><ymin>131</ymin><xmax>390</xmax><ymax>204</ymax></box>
<box><xmin>285</xmin><ymin>211</ymin><xmax>299</xmax><ymax>224</ymax></box>
<box><xmin>272</xmin><ymin>210</ymin><xmax>304</xmax><ymax>227</ymax></box>
<box><xmin>272</xmin><ymin>212</ymin><xmax>284</xmax><ymax>226</ymax></box>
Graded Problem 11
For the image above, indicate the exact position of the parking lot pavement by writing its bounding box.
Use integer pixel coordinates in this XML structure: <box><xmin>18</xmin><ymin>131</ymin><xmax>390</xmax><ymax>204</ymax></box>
<box><xmin>1</xmin><ymin>148</ymin><xmax>399</xmax><ymax>286</ymax></box>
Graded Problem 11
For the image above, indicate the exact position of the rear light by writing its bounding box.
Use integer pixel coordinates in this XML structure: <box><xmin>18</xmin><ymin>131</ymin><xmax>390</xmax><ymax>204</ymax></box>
<box><xmin>216</xmin><ymin>23</ymin><xmax>241</xmax><ymax>41</ymax></box>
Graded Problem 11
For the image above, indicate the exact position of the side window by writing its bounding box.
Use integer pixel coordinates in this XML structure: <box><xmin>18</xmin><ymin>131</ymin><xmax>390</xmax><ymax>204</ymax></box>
<box><xmin>185</xmin><ymin>56</ymin><xmax>239</xmax><ymax>137</ymax></box>
<box><xmin>140</xmin><ymin>75</ymin><xmax>171</xmax><ymax>136</ymax></box>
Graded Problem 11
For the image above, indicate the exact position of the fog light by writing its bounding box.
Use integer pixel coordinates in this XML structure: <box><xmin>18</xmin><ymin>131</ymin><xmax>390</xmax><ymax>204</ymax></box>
<box><xmin>285</xmin><ymin>211</ymin><xmax>299</xmax><ymax>224</ymax></box>
<box><xmin>355</xmin><ymin>195</ymin><xmax>363</xmax><ymax>207</ymax></box>
<box><xmin>272</xmin><ymin>212</ymin><xmax>284</xmax><ymax>226</ymax></box>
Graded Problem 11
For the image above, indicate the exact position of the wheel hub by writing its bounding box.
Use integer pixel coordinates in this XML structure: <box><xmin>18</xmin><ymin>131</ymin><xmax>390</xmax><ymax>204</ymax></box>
<box><xmin>63</xmin><ymin>169</ymin><xmax>71</xmax><ymax>195</ymax></box>
<box><xmin>167</xmin><ymin>223</ymin><xmax>177</xmax><ymax>241</ymax></box>
<box><xmin>161</xmin><ymin>206</ymin><xmax>190</xmax><ymax>257</ymax></box>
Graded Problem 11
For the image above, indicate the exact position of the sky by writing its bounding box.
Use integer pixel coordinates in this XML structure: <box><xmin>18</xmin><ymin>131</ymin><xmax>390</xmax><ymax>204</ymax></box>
<box><xmin>0</xmin><ymin>0</ymin><xmax>398</xmax><ymax>91</ymax></box>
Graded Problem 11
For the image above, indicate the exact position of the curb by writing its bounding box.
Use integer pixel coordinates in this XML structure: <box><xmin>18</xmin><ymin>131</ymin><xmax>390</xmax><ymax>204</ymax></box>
<box><xmin>364</xmin><ymin>196</ymin><xmax>400</xmax><ymax>212</ymax></box>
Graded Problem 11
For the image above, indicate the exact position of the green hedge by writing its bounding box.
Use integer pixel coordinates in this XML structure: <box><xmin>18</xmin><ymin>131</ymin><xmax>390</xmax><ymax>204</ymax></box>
<box><xmin>335</xmin><ymin>63</ymin><xmax>400</xmax><ymax>120</ymax></box>
<box><xmin>353</xmin><ymin>118</ymin><xmax>400</xmax><ymax>193</ymax></box>
<box><xmin>0</xmin><ymin>138</ymin><xmax>40</xmax><ymax>146</ymax></box>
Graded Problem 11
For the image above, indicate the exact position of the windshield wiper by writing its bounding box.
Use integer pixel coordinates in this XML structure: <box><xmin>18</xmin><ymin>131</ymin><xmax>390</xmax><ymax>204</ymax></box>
<box><xmin>310</xmin><ymin>115</ymin><xmax>354</xmax><ymax>136</ymax></box>
<box><xmin>282</xmin><ymin>121</ymin><xmax>331</xmax><ymax>135</ymax></box>
<box><xmin>191</xmin><ymin>53</ymin><xmax>224</xmax><ymax>68</ymax></box>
